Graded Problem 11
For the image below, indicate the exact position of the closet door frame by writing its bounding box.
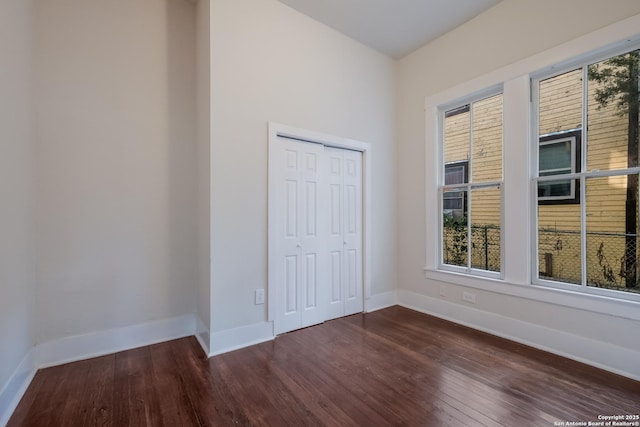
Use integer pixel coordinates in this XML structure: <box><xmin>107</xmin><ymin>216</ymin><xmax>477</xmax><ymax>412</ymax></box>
<box><xmin>267</xmin><ymin>122</ymin><xmax>372</xmax><ymax>330</ymax></box>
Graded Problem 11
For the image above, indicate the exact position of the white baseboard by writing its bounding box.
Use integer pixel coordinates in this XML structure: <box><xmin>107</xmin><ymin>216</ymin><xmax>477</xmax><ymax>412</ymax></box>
<box><xmin>195</xmin><ymin>315</ymin><xmax>211</xmax><ymax>356</ymax></box>
<box><xmin>3</xmin><ymin>315</ymin><xmax>273</xmax><ymax>423</ymax></box>
<box><xmin>365</xmin><ymin>291</ymin><xmax>397</xmax><ymax>312</ymax></box>
<box><xmin>397</xmin><ymin>290</ymin><xmax>640</xmax><ymax>382</ymax></box>
<box><xmin>0</xmin><ymin>349</ymin><xmax>36</xmax><ymax>427</ymax></box>
<box><xmin>209</xmin><ymin>321</ymin><xmax>274</xmax><ymax>356</ymax></box>
<box><xmin>36</xmin><ymin>314</ymin><xmax>196</xmax><ymax>369</ymax></box>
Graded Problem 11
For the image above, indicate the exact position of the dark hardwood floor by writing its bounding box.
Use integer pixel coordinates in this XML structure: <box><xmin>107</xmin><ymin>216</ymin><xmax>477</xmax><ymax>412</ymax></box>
<box><xmin>8</xmin><ymin>306</ymin><xmax>640</xmax><ymax>426</ymax></box>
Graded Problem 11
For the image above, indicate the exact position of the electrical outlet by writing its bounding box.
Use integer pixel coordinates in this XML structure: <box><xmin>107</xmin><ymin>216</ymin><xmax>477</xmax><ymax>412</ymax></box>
<box><xmin>255</xmin><ymin>289</ymin><xmax>265</xmax><ymax>305</ymax></box>
<box><xmin>462</xmin><ymin>291</ymin><xmax>476</xmax><ymax>304</ymax></box>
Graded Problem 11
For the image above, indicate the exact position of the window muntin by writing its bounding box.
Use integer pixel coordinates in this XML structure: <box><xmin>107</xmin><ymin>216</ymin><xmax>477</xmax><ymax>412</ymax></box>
<box><xmin>534</xmin><ymin>48</ymin><xmax>640</xmax><ymax>296</ymax></box>
<box><xmin>441</xmin><ymin>93</ymin><xmax>503</xmax><ymax>275</ymax></box>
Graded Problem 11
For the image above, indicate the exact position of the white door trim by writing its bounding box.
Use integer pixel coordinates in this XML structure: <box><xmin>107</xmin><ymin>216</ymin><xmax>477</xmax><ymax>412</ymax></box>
<box><xmin>268</xmin><ymin>122</ymin><xmax>372</xmax><ymax>325</ymax></box>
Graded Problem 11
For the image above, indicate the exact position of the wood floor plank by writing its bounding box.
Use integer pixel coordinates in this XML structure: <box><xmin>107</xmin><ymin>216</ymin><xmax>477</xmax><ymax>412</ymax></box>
<box><xmin>8</xmin><ymin>306</ymin><xmax>640</xmax><ymax>426</ymax></box>
<box><xmin>112</xmin><ymin>346</ymin><xmax>164</xmax><ymax>426</ymax></box>
<box><xmin>147</xmin><ymin>341</ymin><xmax>201</xmax><ymax>426</ymax></box>
<box><xmin>169</xmin><ymin>337</ymin><xmax>247</xmax><ymax>426</ymax></box>
<box><xmin>65</xmin><ymin>356</ymin><xmax>114</xmax><ymax>427</ymax></box>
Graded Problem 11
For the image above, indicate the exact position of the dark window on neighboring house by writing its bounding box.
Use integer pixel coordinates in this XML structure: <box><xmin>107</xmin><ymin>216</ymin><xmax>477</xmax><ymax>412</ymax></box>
<box><xmin>444</xmin><ymin>104</ymin><xmax>470</xmax><ymax>118</ymax></box>
<box><xmin>444</xmin><ymin>161</ymin><xmax>468</xmax><ymax>218</ymax></box>
<box><xmin>538</xmin><ymin>129</ymin><xmax>581</xmax><ymax>205</ymax></box>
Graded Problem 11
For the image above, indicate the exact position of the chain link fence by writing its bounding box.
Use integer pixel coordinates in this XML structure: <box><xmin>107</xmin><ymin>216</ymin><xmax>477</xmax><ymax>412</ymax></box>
<box><xmin>539</xmin><ymin>229</ymin><xmax>640</xmax><ymax>292</ymax></box>
<box><xmin>444</xmin><ymin>225</ymin><xmax>640</xmax><ymax>293</ymax></box>
<box><xmin>443</xmin><ymin>224</ymin><xmax>500</xmax><ymax>272</ymax></box>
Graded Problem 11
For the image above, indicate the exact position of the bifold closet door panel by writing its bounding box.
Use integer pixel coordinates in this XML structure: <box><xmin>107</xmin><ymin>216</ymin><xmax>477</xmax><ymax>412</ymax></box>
<box><xmin>325</xmin><ymin>147</ymin><xmax>363</xmax><ymax>320</ymax></box>
<box><xmin>273</xmin><ymin>138</ymin><xmax>327</xmax><ymax>334</ymax></box>
<box><xmin>342</xmin><ymin>148</ymin><xmax>363</xmax><ymax>316</ymax></box>
<box><xmin>326</xmin><ymin>147</ymin><xmax>346</xmax><ymax>321</ymax></box>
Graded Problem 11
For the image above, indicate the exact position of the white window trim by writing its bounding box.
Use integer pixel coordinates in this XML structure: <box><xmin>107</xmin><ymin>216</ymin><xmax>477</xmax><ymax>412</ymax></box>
<box><xmin>424</xmin><ymin>13</ymin><xmax>640</xmax><ymax>318</ymax></box>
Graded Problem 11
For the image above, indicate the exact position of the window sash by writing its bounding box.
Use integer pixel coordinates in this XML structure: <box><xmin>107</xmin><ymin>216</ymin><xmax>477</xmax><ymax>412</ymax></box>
<box><xmin>532</xmin><ymin>47</ymin><xmax>640</xmax><ymax>299</ymax></box>
<box><xmin>439</xmin><ymin>92</ymin><xmax>504</xmax><ymax>276</ymax></box>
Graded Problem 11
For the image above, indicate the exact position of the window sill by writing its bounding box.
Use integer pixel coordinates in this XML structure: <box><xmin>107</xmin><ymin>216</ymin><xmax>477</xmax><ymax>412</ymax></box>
<box><xmin>423</xmin><ymin>268</ymin><xmax>640</xmax><ymax>321</ymax></box>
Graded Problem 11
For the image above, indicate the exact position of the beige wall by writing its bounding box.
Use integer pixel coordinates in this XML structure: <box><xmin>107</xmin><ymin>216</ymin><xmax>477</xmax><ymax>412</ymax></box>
<box><xmin>34</xmin><ymin>0</ymin><xmax>198</xmax><ymax>343</ymax></box>
<box><xmin>210</xmin><ymin>0</ymin><xmax>396</xmax><ymax>332</ymax></box>
<box><xmin>0</xmin><ymin>0</ymin><xmax>36</xmax><ymax>416</ymax></box>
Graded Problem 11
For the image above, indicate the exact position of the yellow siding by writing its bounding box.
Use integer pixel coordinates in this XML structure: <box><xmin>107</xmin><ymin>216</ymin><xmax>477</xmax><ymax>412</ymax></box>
<box><xmin>444</xmin><ymin>111</ymin><xmax>469</xmax><ymax>164</ymax></box>
<box><xmin>539</xmin><ymin>69</ymin><xmax>583</xmax><ymax>134</ymax></box>
<box><xmin>472</xmin><ymin>95</ymin><xmax>503</xmax><ymax>183</ymax></box>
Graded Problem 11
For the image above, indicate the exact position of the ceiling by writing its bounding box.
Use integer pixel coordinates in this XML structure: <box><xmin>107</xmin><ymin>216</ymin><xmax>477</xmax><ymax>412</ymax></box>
<box><xmin>278</xmin><ymin>0</ymin><xmax>501</xmax><ymax>59</ymax></box>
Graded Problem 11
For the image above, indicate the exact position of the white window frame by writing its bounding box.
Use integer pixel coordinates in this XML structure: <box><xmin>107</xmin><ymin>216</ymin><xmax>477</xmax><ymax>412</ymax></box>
<box><xmin>437</xmin><ymin>90</ymin><xmax>505</xmax><ymax>279</ymax></box>
<box><xmin>530</xmin><ymin>46</ymin><xmax>640</xmax><ymax>302</ymax></box>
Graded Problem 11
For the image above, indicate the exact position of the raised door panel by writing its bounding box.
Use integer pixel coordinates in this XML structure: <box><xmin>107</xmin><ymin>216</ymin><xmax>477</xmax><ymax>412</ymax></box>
<box><xmin>285</xmin><ymin>255</ymin><xmax>297</xmax><ymax>314</ymax></box>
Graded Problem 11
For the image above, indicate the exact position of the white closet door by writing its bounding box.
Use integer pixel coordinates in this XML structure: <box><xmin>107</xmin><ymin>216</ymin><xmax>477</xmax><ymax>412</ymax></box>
<box><xmin>325</xmin><ymin>147</ymin><xmax>363</xmax><ymax>320</ymax></box>
<box><xmin>326</xmin><ymin>148</ymin><xmax>346</xmax><ymax>320</ymax></box>
<box><xmin>273</xmin><ymin>137</ymin><xmax>326</xmax><ymax>334</ymax></box>
<box><xmin>342</xmin><ymin>149</ymin><xmax>363</xmax><ymax>315</ymax></box>
<box><xmin>272</xmin><ymin>138</ymin><xmax>363</xmax><ymax>334</ymax></box>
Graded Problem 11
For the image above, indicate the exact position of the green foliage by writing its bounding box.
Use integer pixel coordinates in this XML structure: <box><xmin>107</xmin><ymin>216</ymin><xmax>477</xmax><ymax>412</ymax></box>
<box><xmin>443</xmin><ymin>214</ymin><xmax>467</xmax><ymax>266</ymax></box>
<box><xmin>596</xmin><ymin>242</ymin><xmax>617</xmax><ymax>285</ymax></box>
<box><xmin>442</xmin><ymin>214</ymin><xmax>466</xmax><ymax>229</ymax></box>
<box><xmin>587</xmin><ymin>50</ymin><xmax>639</xmax><ymax>116</ymax></box>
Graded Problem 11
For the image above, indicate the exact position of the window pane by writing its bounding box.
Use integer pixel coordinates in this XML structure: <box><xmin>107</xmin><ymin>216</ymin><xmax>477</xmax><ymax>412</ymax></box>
<box><xmin>538</xmin><ymin>178</ymin><xmax>572</xmax><ymax>199</ymax></box>
<box><xmin>539</xmin><ymin>69</ymin><xmax>582</xmax><ymax>136</ymax></box>
<box><xmin>540</xmin><ymin>141</ymin><xmax>572</xmax><ymax>171</ymax></box>
<box><xmin>443</xmin><ymin>192</ymin><xmax>463</xmax><ymax>210</ymax></box>
<box><xmin>445</xmin><ymin>165</ymin><xmax>466</xmax><ymax>185</ymax></box>
<box><xmin>443</xmin><ymin>189</ymin><xmax>468</xmax><ymax>267</ymax></box>
<box><xmin>444</xmin><ymin>107</ymin><xmax>470</xmax><ymax>167</ymax></box>
<box><xmin>587</xmin><ymin>50</ymin><xmax>640</xmax><ymax>171</ymax></box>
<box><xmin>470</xmin><ymin>186</ymin><xmax>501</xmax><ymax>272</ymax></box>
<box><xmin>586</xmin><ymin>175</ymin><xmax>640</xmax><ymax>293</ymax></box>
<box><xmin>472</xmin><ymin>94</ymin><xmax>503</xmax><ymax>183</ymax></box>
<box><xmin>538</xmin><ymin>198</ymin><xmax>581</xmax><ymax>284</ymax></box>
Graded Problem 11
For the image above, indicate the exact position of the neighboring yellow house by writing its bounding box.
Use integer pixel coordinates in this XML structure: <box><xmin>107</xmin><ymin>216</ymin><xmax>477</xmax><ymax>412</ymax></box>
<box><xmin>443</xmin><ymin>63</ymin><xmax>635</xmax><ymax>288</ymax></box>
